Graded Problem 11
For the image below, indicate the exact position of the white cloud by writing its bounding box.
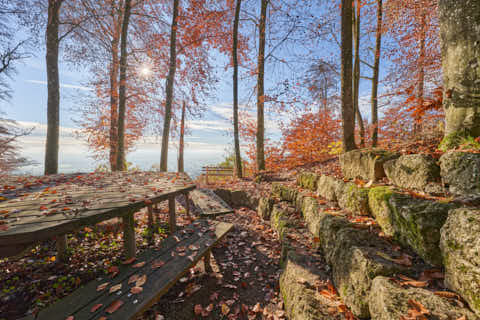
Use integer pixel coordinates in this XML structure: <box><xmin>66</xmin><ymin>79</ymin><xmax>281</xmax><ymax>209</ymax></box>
<box><xmin>25</xmin><ymin>80</ymin><xmax>93</xmax><ymax>91</ymax></box>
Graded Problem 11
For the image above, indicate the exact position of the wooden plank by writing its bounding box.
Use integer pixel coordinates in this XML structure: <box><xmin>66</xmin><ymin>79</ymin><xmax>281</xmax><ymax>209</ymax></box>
<box><xmin>35</xmin><ymin>222</ymin><xmax>207</xmax><ymax>320</ymax></box>
<box><xmin>123</xmin><ymin>211</ymin><xmax>136</xmax><ymax>259</ymax></box>
<box><xmin>168</xmin><ymin>195</ymin><xmax>176</xmax><ymax>234</ymax></box>
<box><xmin>190</xmin><ymin>189</ymin><xmax>234</xmax><ymax>217</ymax></box>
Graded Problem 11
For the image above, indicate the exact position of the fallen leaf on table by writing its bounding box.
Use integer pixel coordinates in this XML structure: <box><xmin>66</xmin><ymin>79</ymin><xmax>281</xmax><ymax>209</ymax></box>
<box><xmin>130</xmin><ymin>286</ymin><xmax>143</xmax><ymax>294</ymax></box>
<box><xmin>96</xmin><ymin>282</ymin><xmax>109</xmax><ymax>292</ymax></box>
<box><xmin>90</xmin><ymin>304</ymin><xmax>103</xmax><ymax>313</ymax></box>
<box><xmin>128</xmin><ymin>274</ymin><xmax>139</xmax><ymax>284</ymax></box>
<box><xmin>151</xmin><ymin>260</ymin><xmax>165</xmax><ymax>269</ymax></box>
<box><xmin>106</xmin><ymin>300</ymin><xmax>124</xmax><ymax>314</ymax></box>
<box><xmin>109</xmin><ymin>283</ymin><xmax>122</xmax><ymax>294</ymax></box>
<box><xmin>136</xmin><ymin>274</ymin><xmax>147</xmax><ymax>287</ymax></box>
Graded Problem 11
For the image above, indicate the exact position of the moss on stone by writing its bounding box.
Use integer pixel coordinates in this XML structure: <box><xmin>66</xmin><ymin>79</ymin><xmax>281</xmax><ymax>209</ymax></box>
<box><xmin>439</xmin><ymin>130</ymin><xmax>480</xmax><ymax>151</ymax></box>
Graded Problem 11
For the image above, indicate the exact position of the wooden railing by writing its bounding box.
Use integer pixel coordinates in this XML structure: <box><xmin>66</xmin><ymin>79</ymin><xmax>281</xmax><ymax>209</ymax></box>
<box><xmin>201</xmin><ymin>166</ymin><xmax>234</xmax><ymax>184</ymax></box>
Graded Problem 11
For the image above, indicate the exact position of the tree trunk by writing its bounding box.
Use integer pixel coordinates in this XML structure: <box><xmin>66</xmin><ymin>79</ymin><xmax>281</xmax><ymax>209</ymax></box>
<box><xmin>341</xmin><ymin>0</ymin><xmax>356</xmax><ymax>152</ymax></box>
<box><xmin>44</xmin><ymin>0</ymin><xmax>63</xmax><ymax>175</ymax></box>
<box><xmin>160</xmin><ymin>0</ymin><xmax>180</xmax><ymax>172</ymax></box>
<box><xmin>256</xmin><ymin>0</ymin><xmax>268</xmax><ymax>171</ymax></box>
<box><xmin>438</xmin><ymin>0</ymin><xmax>480</xmax><ymax>150</ymax></box>
<box><xmin>178</xmin><ymin>101</ymin><xmax>185</xmax><ymax>173</ymax></box>
<box><xmin>415</xmin><ymin>9</ymin><xmax>426</xmax><ymax>135</ymax></box>
<box><xmin>371</xmin><ymin>0</ymin><xmax>382</xmax><ymax>147</ymax></box>
<box><xmin>233</xmin><ymin>0</ymin><xmax>243</xmax><ymax>178</ymax></box>
<box><xmin>109</xmin><ymin>2</ymin><xmax>123</xmax><ymax>172</ymax></box>
<box><xmin>116</xmin><ymin>0</ymin><xmax>132</xmax><ymax>171</ymax></box>
<box><xmin>352</xmin><ymin>1</ymin><xmax>365</xmax><ymax>147</ymax></box>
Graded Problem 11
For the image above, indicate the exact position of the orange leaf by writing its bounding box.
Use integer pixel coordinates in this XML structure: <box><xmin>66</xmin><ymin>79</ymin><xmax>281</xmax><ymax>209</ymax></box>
<box><xmin>105</xmin><ymin>300</ymin><xmax>123</xmax><ymax>314</ymax></box>
<box><xmin>122</xmin><ymin>257</ymin><xmax>136</xmax><ymax>265</ymax></box>
<box><xmin>90</xmin><ymin>303</ymin><xmax>103</xmax><ymax>313</ymax></box>
<box><xmin>96</xmin><ymin>282</ymin><xmax>109</xmax><ymax>292</ymax></box>
<box><xmin>130</xmin><ymin>286</ymin><xmax>143</xmax><ymax>294</ymax></box>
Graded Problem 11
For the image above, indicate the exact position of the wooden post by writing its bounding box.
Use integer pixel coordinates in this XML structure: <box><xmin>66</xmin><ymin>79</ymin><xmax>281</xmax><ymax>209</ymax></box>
<box><xmin>168</xmin><ymin>195</ymin><xmax>176</xmax><ymax>234</ymax></box>
<box><xmin>205</xmin><ymin>167</ymin><xmax>209</xmax><ymax>185</ymax></box>
<box><xmin>123</xmin><ymin>211</ymin><xmax>136</xmax><ymax>259</ymax></box>
<box><xmin>184</xmin><ymin>191</ymin><xmax>190</xmax><ymax>217</ymax></box>
<box><xmin>56</xmin><ymin>234</ymin><xmax>67</xmax><ymax>263</ymax></box>
<box><xmin>204</xmin><ymin>249</ymin><xmax>213</xmax><ymax>273</ymax></box>
<box><xmin>147</xmin><ymin>205</ymin><xmax>154</xmax><ymax>244</ymax></box>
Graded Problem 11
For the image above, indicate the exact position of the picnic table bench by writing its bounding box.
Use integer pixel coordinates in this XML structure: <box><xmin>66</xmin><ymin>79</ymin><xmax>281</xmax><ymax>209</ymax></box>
<box><xmin>0</xmin><ymin>171</ymin><xmax>195</xmax><ymax>261</ymax></box>
<box><xmin>30</xmin><ymin>219</ymin><xmax>234</xmax><ymax>320</ymax></box>
<box><xmin>190</xmin><ymin>188</ymin><xmax>234</xmax><ymax>217</ymax></box>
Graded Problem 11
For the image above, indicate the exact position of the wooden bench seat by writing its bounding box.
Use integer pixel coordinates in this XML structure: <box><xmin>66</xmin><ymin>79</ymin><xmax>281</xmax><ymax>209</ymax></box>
<box><xmin>190</xmin><ymin>189</ymin><xmax>234</xmax><ymax>217</ymax></box>
<box><xmin>33</xmin><ymin>219</ymin><xmax>234</xmax><ymax>320</ymax></box>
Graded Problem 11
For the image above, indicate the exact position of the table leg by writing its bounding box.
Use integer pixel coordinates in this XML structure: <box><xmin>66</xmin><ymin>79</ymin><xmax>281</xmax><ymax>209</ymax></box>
<box><xmin>147</xmin><ymin>205</ymin><xmax>154</xmax><ymax>244</ymax></box>
<box><xmin>56</xmin><ymin>235</ymin><xmax>68</xmax><ymax>263</ymax></box>
<box><xmin>123</xmin><ymin>211</ymin><xmax>136</xmax><ymax>259</ymax></box>
<box><xmin>168</xmin><ymin>195</ymin><xmax>176</xmax><ymax>234</ymax></box>
<box><xmin>184</xmin><ymin>191</ymin><xmax>190</xmax><ymax>217</ymax></box>
<box><xmin>204</xmin><ymin>249</ymin><xmax>213</xmax><ymax>273</ymax></box>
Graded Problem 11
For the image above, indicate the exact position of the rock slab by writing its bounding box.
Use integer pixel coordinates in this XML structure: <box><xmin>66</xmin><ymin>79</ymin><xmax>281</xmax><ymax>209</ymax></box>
<box><xmin>440</xmin><ymin>151</ymin><xmax>480</xmax><ymax>195</ymax></box>
<box><xmin>440</xmin><ymin>208</ymin><xmax>480</xmax><ymax>316</ymax></box>
<box><xmin>339</xmin><ymin>149</ymin><xmax>400</xmax><ymax>181</ymax></box>
<box><xmin>369</xmin><ymin>276</ymin><xmax>478</xmax><ymax>320</ymax></box>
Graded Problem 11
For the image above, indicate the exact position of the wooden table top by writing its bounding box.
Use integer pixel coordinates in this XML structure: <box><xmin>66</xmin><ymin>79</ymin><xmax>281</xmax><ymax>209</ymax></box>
<box><xmin>0</xmin><ymin>171</ymin><xmax>195</xmax><ymax>248</ymax></box>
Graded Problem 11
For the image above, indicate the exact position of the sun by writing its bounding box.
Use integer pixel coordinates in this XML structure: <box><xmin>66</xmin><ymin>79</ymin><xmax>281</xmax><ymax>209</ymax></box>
<box><xmin>139</xmin><ymin>66</ymin><xmax>151</xmax><ymax>77</ymax></box>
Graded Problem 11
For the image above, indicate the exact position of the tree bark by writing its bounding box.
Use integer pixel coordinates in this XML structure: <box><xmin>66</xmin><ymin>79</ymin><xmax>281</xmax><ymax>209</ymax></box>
<box><xmin>232</xmin><ymin>0</ymin><xmax>243</xmax><ymax>178</ymax></box>
<box><xmin>116</xmin><ymin>0</ymin><xmax>132</xmax><ymax>171</ymax></box>
<box><xmin>44</xmin><ymin>0</ymin><xmax>63</xmax><ymax>175</ymax></box>
<box><xmin>438</xmin><ymin>0</ymin><xmax>480</xmax><ymax>150</ymax></box>
<box><xmin>341</xmin><ymin>0</ymin><xmax>356</xmax><ymax>152</ymax></box>
<box><xmin>109</xmin><ymin>2</ymin><xmax>123</xmax><ymax>171</ymax></box>
<box><xmin>256</xmin><ymin>0</ymin><xmax>268</xmax><ymax>171</ymax></box>
<box><xmin>371</xmin><ymin>0</ymin><xmax>382</xmax><ymax>147</ymax></box>
<box><xmin>178</xmin><ymin>100</ymin><xmax>185</xmax><ymax>173</ymax></box>
<box><xmin>160</xmin><ymin>0</ymin><xmax>180</xmax><ymax>172</ymax></box>
<box><xmin>415</xmin><ymin>9</ymin><xmax>426</xmax><ymax>135</ymax></box>
<box><xmin>352</xmin><ymin>1</ymin><xmax>365</xmax><ymax>147</ymax></box>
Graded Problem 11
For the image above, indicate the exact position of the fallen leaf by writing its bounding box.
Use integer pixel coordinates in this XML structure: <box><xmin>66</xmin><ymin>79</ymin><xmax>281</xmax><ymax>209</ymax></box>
<box><xmin>434</xmin><ymin>291</ymin><xmax>459</xmax><ymax>299</ymax></box>
<box><xmin>130</xmin><ymin>286</ymin><xmax>143</xmax><ymax>294</ymax></box>
<box><xmin>90</xmin><ymin>304</ymin><xmax>103</xmax><ymax>313</ymax></box>
<box><xmin>133</xmin><ymin>261</ymin><xmax>146</xmax><ymax>268</ymax></box>
<box><xmin>96</xmin><ymin>282</ymin><xmax>109</xmax><ymax>292</ymax></box>
<box><xmin>252</xmin><ymin>303</ymin><xmax>262</xmax><ymax>313</ymax></box>
<box><xmin>408</xmin><ymin>299</ymin><xmax>429</xmax><ymax>315</ymax></box>
<box><xmin>106</xmin><ymin>300</ymin><xmax>124</xmax><ymax>314</ymax></box>
<box><xmin>194</xmin><ymin>304</ymin><xmax>203</xmax><ymax>315</ymax></box>
<box><xmin>122</xmin><ymin>257</ymin><xmax>136</xmax><ymax>265</ymax></box>
<box><xmin>128</xmin><ymin>274</ymin><xmax>139</xmax><ymax>284</ymax></box>
<box><xmin>221</xmin><ymin>303</ymin><xmax>230</xmax><ymax>315</ymax></box>
<box><xmin>109</xmin><ymin>283</ymin><xmax>122</xmax><ymax>294</ymax></box>
<box><xmin>136</xmin><ymin>274</ymin><xmax>147</xmax><ymax>287</ymax></box>
<box><xmin>65</xmin><ymin>317</ymin><xmax>74</xmax><ymax>320</ymax></box>
<box><xmin>151</xmin><ymin>260</ymin><xmax>165</xmax><ymax>269</ymax></box>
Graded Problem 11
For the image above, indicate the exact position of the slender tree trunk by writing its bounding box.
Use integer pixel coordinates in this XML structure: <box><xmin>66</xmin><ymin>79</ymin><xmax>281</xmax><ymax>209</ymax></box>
<box><xmin>178</xmin><ymin>101</ymin><xmax>185</xmax><ymax>173</ymax></box>
<box><xmin>371</xmin><ymin>0</ymin><xmax>382</xmax><ymax>147</ymax></box>
<box><xmin>256</xmin><ymin>0</ymin><xmax>268</xmax><ymax>171</ymax></box>
<box><xmin>438</xmin><ymin>0</ymin><xmax>480</xmax><ymax>150</ymax></box>
<box><xmin>160</xmin><ymin>0</ymin><xmax>180</xmax><ymax>172</ymax></box>
<box><xmin>341</xmin><ymin>0</ymin><xmax>356</xmax><ymax>152</ymax></box>
<box><xmin>109</xmin><ymin>2</ymin><xmax>123</xmax><ymax>171</ymax></box>
<box><xmin>415</xmin><ymin>9</ymin><xmax>426</xmax><ymax>135</ymax></box>
<box><xmin>44</xmin><ymin>0</ymin><xmax>63</xmax><ymax>175</ymax></box>
<box><xmin>116</xmin><ymin>0</ymin><xmax>132</xmax><ymax>171</ymax></box>
<box><xmin>109</xmin><ymin>35</ymin><xmax>120</xmax><ymax>171</ymax></box>
<box><xmin>232</xmin><ymin>0</ymin><xmax>243</xmax><ymax>178</ymax></box>
<box><xmin>352</xmin><ymin>1</ymin><xmax>365</xmax><ymax>147</ymax></box>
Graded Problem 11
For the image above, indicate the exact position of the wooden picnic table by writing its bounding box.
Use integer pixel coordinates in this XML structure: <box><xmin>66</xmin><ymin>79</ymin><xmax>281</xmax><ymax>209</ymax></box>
<box><xmin>0</xmin><ymin>171</ymin><xmax>195</xmax><ymax>261</ymax></box>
